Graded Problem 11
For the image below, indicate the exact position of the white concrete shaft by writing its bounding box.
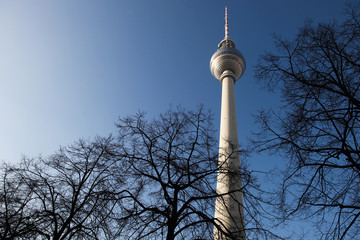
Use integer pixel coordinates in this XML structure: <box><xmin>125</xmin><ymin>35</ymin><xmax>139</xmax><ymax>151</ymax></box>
<box><xmin>214</xmin><ymin>71</ymin><xmax>245</xmax><ymax>239</ymax></box>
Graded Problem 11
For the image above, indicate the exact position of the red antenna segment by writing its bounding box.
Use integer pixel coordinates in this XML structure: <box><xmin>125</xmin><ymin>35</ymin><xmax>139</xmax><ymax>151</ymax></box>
<box><xmin>225</xmin><ymin>6</ymin><xmax>229</xmax><ymax>40</ymax></box>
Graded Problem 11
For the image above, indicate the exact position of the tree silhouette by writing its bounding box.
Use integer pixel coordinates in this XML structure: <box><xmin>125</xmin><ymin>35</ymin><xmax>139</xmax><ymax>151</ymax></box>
<box><xmin>115</xmin><ymin>106</ymin><xmax>282</xmax><ymax>240</ymax></box>
<box><xmin>0</xmin><ymin>136</ymin><xmax>124</xmax><ymax>240</ymax></box>
<box><xmin>254</xmin><ymin>3</ymin><xmax>360</xmax><ymax>239</ymax></box>
<box><xmin>0</xmin><ymin>164</ymin><xmax>37</xmax><ymax>239</ymax></box>
<box><xmin>0</xmin><ymin>107</ymin><xmax>281</xmax><ymax>239</ymax></box>
<box><xmin>115</xmin><ymin>106</ymin><xmax>220</xmax><ymax>239</ymax></box>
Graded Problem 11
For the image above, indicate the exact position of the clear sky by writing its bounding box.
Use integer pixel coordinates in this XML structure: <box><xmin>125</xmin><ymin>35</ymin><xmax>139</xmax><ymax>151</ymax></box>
<box><xmin>0</xmin><ymin>0</ymin><xmax>348</xmax><ymax>170</ymax></box>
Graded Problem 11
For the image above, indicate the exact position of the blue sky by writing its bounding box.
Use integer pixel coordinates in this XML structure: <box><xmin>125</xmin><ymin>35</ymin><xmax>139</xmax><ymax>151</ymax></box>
<box><xmin>0</xmin><ymin>0</ymin><xmax>348</xmax><ymax>169</ymax></box>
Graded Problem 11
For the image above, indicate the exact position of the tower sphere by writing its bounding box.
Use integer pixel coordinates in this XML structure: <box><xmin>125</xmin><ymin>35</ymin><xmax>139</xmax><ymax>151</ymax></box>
<box><xmin>210</xmin><ymin>39</ymin><xmax>246</xmax><ymax>82</ymax></box>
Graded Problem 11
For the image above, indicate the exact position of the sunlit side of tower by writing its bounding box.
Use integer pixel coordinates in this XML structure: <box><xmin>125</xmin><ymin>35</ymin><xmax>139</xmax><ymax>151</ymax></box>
<box><xmin>210</xmin><ymin>7</ymin><xmax>246</xmax><ymax>240</ymax></box>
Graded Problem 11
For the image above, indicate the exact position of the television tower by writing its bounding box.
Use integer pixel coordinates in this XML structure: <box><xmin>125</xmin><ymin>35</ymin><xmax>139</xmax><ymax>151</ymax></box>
<box><xmin>210</xmin><ymin>6</ymin><xmax>246</xmax><ymax>240</ymax></box>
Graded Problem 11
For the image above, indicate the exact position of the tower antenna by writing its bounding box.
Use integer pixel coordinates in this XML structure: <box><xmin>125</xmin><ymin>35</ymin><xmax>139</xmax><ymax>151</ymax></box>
<box><xmin>225</xmin><ymin>6</ymin><xmax>229</xmax><ymax>40</ymax></box>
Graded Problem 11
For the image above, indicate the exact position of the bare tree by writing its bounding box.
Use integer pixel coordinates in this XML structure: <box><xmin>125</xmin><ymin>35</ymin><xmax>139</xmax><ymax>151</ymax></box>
<box><xmin>0</xmin><ymin>164</ymin><xmax>37</xmax><ymax>239</ymax></box>
<box><xmin>115</xmin><ymin>106</ymin><xmax>219</xmax><ymax>239</ymax></box>
<box><xmin>254</xmin><ymin>3</ymin><xmax>360</xmax><ymax>239</ymax></box>
<box><xmin>0</xmin><ymin>107</ymin><xmax>282</xmax><ymax>240</ymax></box>
<box><xmin>0</xmin><ymin>136</ymin><xmax>125</xmax><ymax>240</ymax></box>
<box><xmin>115</xmin><ymin>106</ymin><xmax>281</xmax><ymax>240</ymax></box>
